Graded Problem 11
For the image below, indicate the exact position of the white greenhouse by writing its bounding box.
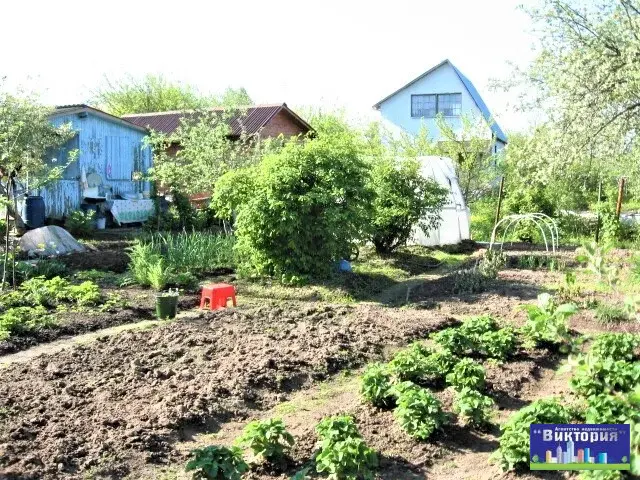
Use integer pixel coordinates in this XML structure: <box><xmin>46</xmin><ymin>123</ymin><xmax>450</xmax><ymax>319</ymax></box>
<box><xmin>410</xmin><ymin>156</ymin><xmax>470</xmax><ymax>246</ymax></box>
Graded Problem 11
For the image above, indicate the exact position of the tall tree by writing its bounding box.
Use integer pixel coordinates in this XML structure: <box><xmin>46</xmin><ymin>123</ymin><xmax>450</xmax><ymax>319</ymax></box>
<box><xmin>92</xmin><ymin>74</ymin><xmax>252</xmax><ymax>115</ymax></box>
<box><xmin>0</xmin><ymin>85</ymin><xmax>76</xmax><ymax>287</ymax></box>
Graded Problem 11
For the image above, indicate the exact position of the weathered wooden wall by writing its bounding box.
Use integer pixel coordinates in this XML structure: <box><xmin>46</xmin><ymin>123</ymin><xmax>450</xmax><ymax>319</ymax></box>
<box><xmin>39</xmin><ymin>113</ymin><xmax>152</xmax><ymax>219</ymax></box>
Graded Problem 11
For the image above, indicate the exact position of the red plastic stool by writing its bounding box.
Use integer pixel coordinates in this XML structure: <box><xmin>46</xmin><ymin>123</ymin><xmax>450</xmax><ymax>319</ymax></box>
<box><xmin>200</xmin><ymin>283</ymin><xmax>237</xmax><ymax>310</ymax></box>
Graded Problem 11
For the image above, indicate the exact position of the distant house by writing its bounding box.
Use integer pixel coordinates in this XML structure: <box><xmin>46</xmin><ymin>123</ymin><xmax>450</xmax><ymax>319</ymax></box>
<box><xmin>373</xmin><ymin>59</ymin><xmax>507</xmax><ymax>152</ymax></box>
<box><xmin>35</xmin><ymin>105</ymin><xmax>152</xmax><ymax>220</ymax></box>
<box><xmin>123</xmin><ymin>103</ymin><xmax>313</xmax><ymax>204</ymax></box>
<box><xmin>123</xmin><ymin>103</ymin><xmax>313</xmax><ymax>156</ymax></box>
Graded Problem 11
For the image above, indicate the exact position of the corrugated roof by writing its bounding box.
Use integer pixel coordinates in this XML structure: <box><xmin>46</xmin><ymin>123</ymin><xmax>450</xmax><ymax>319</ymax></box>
<box><xmin>51</xmin><ymin>104</ymin><xmax>149</xmax><ymax>133</ymax></box>
<box><xmin>123</xmin><ymin>103</ymin><xmax>312</xmax><ymax>137</ymax></box>
<box><xmin>372</xmin><ymin>59</ymin><xmax>507</xmax><ymax>144</ymax></box>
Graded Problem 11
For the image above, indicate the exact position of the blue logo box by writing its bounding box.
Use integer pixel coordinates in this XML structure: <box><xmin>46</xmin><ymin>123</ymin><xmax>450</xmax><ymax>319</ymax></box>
<box><xmin>530</xmin><ymin>424</ymin><xmax>630</xmax><ymax>471</ymax></box>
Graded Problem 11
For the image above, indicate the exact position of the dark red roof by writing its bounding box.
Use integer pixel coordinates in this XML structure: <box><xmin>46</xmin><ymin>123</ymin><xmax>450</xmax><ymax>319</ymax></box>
<box><xmin>122</xmin><ymin>103</ymin><xmax>312</xmax><ymax>137</ymax></box>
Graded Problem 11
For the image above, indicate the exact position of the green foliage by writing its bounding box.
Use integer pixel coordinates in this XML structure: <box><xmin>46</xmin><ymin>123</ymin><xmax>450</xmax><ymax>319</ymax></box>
<box><xmin>0</xmin><ymin>306</ymin><xmax>53</xmax><ymax>340</ymax></box>
<box><xmin>16</xmin><ymin>259</ymin><xmax>69</xmax><ymax>282</ymax></box>
<box><xmin>479</xmin><ymin>328</ymin><xmax>518</xmax><ymax>360</ymax></box>
<box><xmin>93</xmin><ymin>73</ymin><xmax>251</xmax><ymax>116</ymax></box>
<box><xmin>576</xmin><ymin>241</ymin><xmax>618</xmax><ymax>287</ymax></box>
<box><xmin>185</xmin><ymin>445</ymin><xmax>248</xmax><ymax>480</ymax></box>
<box><xmin>469</xmin><ymin>196</ymin><xmax>497</xmax><ymax>242</ymax></box>
<box><xmin>128</xmin><ymin>232</ymin><xmax>235</xmax><ymax>287</ymax></box>
<box><xmin>584</xmin><ymin>392</ymin><xmax>640</xmax><ymax>425</ymax></box>
<box><xmin>433</xmin><ymin>316</ymin><xmax>516</xmax><ymax>360</ymax></box>
<box><xmin>451</xmin><ymin>252</ymin><xmax>504</xmax><ymax>294</ymax></box>
<box><xmin>519</xmin><ymin>293</ymin><xmax>577</xmax><ymax>347</ymax></box>
<box><xmin>570</xmin><ymin>355</ymin><xmax>640</xmax><ymax>398</ymax></box>
<box><xmin>148</xmin><ymin>191</ymin><xmax>220</xmax><ymax>232</ymax></box>
<box><xmin>594</xmin><ymin>302</ymin><xmax>629</xmax><ymax>324</ymax></box>
<box><xmin>394</xmin><ymin>387</ymin><xmax>448</xmax><ymax>440</ymax></box>
<box><xmin>235</xmin><ymin>418</ymin><xmax>294</xmax><ymax>462</ymax></box>
<box><xmin>64</xmin><ymin>210</ymin><xmax>95</xmax><ymax>236</ymax></box>
<box><xmin>445</xmin><ymin>358</ymin><xmax>486</xmax><ymax>390</ymax></box>
<box><xmin>360</xmin><ymin>363</ymin><xmax>394</xmax><ymax>408</ymax></box>
<box><xmin>315</xmin><ymin>415</ymin><xmax>378</xmax><ymax>480</ymax></box>
<box><xmin>367</xmin><ymin>156</ymin><xmax>447</xmax><ymax>254</ymax></box>
<box><xmin>453</xmin><ymin>387</ymin><xmax>494</xmax><ymax>428</ymax></box>
<box><xmin>477</xmin><ymin>250</ymin><xmax>506</xmax><ymax>279</ymax></box>
<box><xmin>388</xmin><ymin>343</ymin><xmax>432</xmax><ymax>382</ymax></box>
<box><xmin>432</xmin><ymin>328</ymin><xmax>473</xmax><ymax>356</ymax></box>
<box><xmin>511</xmin><ymin>254</ymin><xmax>563</xmax><ymax>271</ymax></box>
<box><xmin>590</xmin><ymin>333</ymin><xmax>639</xmax><ymax>361</ymax></box>
<box><xmin>211</xmin><ymin>167</ymin><xmax>257</xmax><ymax>221</ymax></box>
<box><xmin>231</xmin><ymin>118</ymin><xmax>372</xmax><ymax>281</ymax></box>
<box><xmin>494</xmin><ymin>398</ymin><xmax>572</xmax><ymax>471</ymax></box>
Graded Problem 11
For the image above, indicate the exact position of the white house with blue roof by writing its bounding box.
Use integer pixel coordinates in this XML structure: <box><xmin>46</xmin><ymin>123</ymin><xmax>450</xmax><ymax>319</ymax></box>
<box><xmin>373</xmin><ymin>59</ymin><xmax>507</xmax><ymax>152</ymax></box>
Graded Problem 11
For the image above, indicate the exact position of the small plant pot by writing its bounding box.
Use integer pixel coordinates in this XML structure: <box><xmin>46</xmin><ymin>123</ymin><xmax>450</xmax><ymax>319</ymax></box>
<box><xmin>156</xmin><ymin>293</ymin><xmax>179</xmax><ymax>319</ymax></box>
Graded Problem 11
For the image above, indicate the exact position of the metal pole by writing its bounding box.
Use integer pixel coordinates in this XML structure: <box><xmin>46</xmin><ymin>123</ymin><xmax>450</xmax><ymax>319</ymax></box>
<box><xmin>595</xmin><ymin>180</ymin><xmax>603</xmax><ymax>243</ymax></box>
<box><xmin>493</xmin><ymin>176</ymin><xmax>505</xmax><ymax>233</ymax></box>
<box><xmin>615</xmin><ymin>177</ymin><xmax>625</xmax><ymax>219</ymax></box>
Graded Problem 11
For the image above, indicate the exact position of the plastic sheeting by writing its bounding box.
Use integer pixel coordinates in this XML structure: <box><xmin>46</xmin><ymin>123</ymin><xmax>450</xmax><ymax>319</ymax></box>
<box><xmin>410</xmin><ymin>156</ymin><xmax>470</xmax><ymax>246</ymax></box>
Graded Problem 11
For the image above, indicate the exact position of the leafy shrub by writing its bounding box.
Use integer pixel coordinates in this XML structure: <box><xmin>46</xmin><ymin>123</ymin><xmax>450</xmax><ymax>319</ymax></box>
<box><xmin>220</xmin><ymin>123</ymin><xmax>372</xmax><ymax>281</ymax></box>
<box><xmin>15</xmin><ymin>259</ymin><xmax>68</xmax><ymax>282</ymax></box>
<box><xmin>66</xmin><ymin>281</ymin><xmax>102</xmax><ymax>306</ymax></box>
<box><xmin>519</xmin><ymin>293</ymin><xmax>577</xmax><ymax>347</ymax></box>
<box><xmin>0</xmin><ymin>306</ymin><xmax>53</xmax><ymax>340</ymax></box>
<box><xmin>235</xmin><ymin>418</ymin><xmax>294</xmax><ymax>462</ymax></box>
<box><xmin>315</xmin><ymin>415</ymin><xmax>378</xmax><ymax>480</ymax></box>
<box><xmin>445</xmin><ymin>358</ymin><xmax>485</xmax><ymax>390</ymax></box>
<box><xmin>394</xmin><ymin>387</ymin><xmax>448</xmax><ymax>440</ymax></box>
<box><xmin>576</xmin><ymin>241</ymin><xmax>618</xmax><ymax>286</ymax></box>
<box><xmin>360</xmin><ymin>363</ymin><xmax>394</xmax><ymax>408</ymax></box>
<box><xmin>367</xmin><ymin>156</ymin><xmax>447</xmax><ymax>254</ymax></box>
<box><xmin>477</xmin><ymin>250</ymin><xmax>506</xmax><ymax>279</ymax></box>
<box><xmin>65</xmin><ymin>210</ymin><xmax>95</xmax><ymax>236</ymax></box>
<box><xmin>494</xmin><ymin>398</ymin><xmax>572</xmax><ymax>471</ymax></box>
<box><xmin>594</xmin><ymin>302</ymin><xmax>629</xmax><ymax>324</ymax></box>
<box><xmin>453</xmin><ymin>387</ymin><xmax>494</xmax><ymax>428</ymax></box>
<box><xmin>585</xmin><ymin>393</ymin><xmax>640</xmax><ymax>425</ymax></box>
<box><xmin>451</xmin><ymin>267</ymin><xmax>486</xmax><ymax>294</ymax></box>
<box><xmin>590</xmin><ymin>333</ymin><xmax>639</xmax><ymax>361</ymax></box>
<box><xmin>460</xmin><ymin>314</ymin><xmax>499</xmax><ymax>337</ymax></box>
<box><xmin>478</xmin><ymin>327</ymin><xmax>518</xmax><ymax>360</ymax></box>
<box><xmin>388</xmin><ymin>343</ymin><xmax>432</xmax><ymax>382</ymax></box>
<box><xmin>570</xmin><ymin>355</ymin><xmax>640</xmax><ymax>398</ymax></box>
<box><xmin>185</xmin><ymin>445</ymin><xmax>248</xmax><ymax>480</ymax></box>
<box><xmin>432</xmin><ymin>327</ymin><xmax>473</xmax><ymax>356</ymax></box>
<box><xmin>147</xmin><ymin>258</ymin><xmax>172</xmax><ymax>291</ymax></box>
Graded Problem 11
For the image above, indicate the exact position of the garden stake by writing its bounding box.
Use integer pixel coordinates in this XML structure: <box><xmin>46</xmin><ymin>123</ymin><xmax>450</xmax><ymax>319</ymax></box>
<box><xmin>615</xmin><ymin>177</ymin><xmax>625</xmax><ymax>219</ymax></box>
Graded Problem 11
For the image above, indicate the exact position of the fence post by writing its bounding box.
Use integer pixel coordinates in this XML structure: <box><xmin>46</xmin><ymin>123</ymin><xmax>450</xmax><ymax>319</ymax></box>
<box><xmin>615</xmin><ymin>177</ymin><xmax>625</xmax><ymax>219</ymax></box>
<box><xmin>595</xmin><ymin>180</ymin><xmax>603</xmax><ymax>243</ymax></box>
<box><xmin>493</xmin><ymin>176</ymin><xmax>505</xmax><ymax>234</ymax></box>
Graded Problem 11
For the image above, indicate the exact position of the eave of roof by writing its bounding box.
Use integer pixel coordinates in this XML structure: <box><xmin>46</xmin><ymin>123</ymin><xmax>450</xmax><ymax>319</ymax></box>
<box><xmin>51</xmin><ymin>104</ymin><xmax>149</xmax><ymax>133</ymax></box>
<box><xmin>122</xmin><ymin>103</ymin><xmax>314</xmax><ymax>137</ymax></box>
<box><xmin>372</xmin><ymin>59</ymin><xmax>507</xmax><ymax>144</ymax></box>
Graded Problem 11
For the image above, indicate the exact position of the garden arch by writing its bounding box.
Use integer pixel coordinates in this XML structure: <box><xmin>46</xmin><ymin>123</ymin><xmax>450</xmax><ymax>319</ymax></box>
<box><xmin>489</xmin><ymin>213</ymin><xmax>559</xmax><ymax>253</ymax></box>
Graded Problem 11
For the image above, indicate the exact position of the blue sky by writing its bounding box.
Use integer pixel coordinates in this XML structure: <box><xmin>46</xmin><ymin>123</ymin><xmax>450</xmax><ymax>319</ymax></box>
<box><xmin>1</xmin><ymin>0</ymin><xmax>540</xmax><ymax>132</ymax></box>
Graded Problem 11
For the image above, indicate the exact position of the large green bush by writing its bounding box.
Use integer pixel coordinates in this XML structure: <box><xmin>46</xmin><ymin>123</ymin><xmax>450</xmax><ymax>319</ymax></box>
<box><xmin>368</xmin><ymin>156</ymin><xmax>447</xmax><ymax>254</ymax></box>
<box><xmin>219</xmin><ymin>122</ymin><xmax>372</xmax><ymax>281</ymax></box>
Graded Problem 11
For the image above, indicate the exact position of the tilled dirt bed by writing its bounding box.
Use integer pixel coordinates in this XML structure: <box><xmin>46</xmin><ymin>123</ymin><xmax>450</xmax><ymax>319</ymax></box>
<box><xmin>0</xmin><ymin>304</ymin><xmax>456</xmax><ymax>479</ymax></box>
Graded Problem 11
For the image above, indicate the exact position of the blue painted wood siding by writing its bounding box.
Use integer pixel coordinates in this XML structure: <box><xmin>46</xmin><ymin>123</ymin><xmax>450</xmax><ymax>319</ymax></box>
<box><xmin>40</xmin><ymin>113</ymin><xmax>151</xmax><ymax>218</ymax></box>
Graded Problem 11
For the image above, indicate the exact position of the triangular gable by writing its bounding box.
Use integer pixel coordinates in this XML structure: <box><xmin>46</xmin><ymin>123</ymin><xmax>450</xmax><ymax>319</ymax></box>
<box><xmin>373</xmin><ymin>60</ymin><xmax>507</xmax><ymax>144</ymax></box>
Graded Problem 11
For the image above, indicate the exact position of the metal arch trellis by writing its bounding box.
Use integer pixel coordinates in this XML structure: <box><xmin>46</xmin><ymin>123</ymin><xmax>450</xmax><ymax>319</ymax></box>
<box><xmin>489</xmin><ymin>213</ymin><xmax>559</xmax><ymax>253</ymax></box>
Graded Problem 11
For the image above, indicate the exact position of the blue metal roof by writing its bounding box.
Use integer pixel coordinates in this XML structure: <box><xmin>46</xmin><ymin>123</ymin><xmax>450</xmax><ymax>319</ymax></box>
<box><xmin>449</xmin><ymin>62</ymin><xmax>507</xmax><ymax>143</ymax></box>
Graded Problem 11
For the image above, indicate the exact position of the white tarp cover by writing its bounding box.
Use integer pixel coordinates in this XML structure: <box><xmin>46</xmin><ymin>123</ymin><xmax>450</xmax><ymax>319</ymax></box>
<box><xmin>410</xmin><ymin>156</ymin><xmax>470</xmax><ymax>246</ymax></box>
<box><xmin>19</xmin><ymin>226</ymin><xmax>86</xmax><ymax>257</ymax></box>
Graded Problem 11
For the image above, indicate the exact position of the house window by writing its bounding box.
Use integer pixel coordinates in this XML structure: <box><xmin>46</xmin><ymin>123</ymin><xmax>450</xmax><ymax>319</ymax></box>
<box><xmin>411</xmin><ymin>93</ymin><xmax>462</xmax><ymax>118</ymax></box>
<box><xmin>411</xmin><ymin>94</ymin><xmax>436</xmax><ymax>117</ymax></box>
<box><xmin>436</xmin><ymin>93</ymin><xmax>462</xmax><ymax>116</ymax></box>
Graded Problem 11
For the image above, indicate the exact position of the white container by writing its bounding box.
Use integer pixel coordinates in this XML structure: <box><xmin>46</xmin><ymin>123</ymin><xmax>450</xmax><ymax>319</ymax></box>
<box><xmin>96</xmin><ymin>217</ymin><xmax>106</xmax><ymax>230</ymax></box>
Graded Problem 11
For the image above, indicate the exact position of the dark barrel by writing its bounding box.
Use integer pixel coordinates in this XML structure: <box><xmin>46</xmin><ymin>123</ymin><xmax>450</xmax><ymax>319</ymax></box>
<box><xmin>24</xmin><ymin>196</ymin><xmax>45</xmax><ymax>229</ymax></box>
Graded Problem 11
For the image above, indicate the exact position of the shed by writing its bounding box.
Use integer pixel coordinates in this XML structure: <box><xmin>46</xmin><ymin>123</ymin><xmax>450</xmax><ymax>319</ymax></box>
<box><xmin>32</xmin><ymin>105</ymin><xmax>152</xmax><ymax>220</ymax></box>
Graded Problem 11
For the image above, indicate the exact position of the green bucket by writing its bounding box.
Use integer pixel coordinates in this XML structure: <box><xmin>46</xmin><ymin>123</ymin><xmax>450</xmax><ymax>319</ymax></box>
<box><xmin>156</xmin><ymin>293</ymin><xmax>179</xmax><ymax>319</ymax></box>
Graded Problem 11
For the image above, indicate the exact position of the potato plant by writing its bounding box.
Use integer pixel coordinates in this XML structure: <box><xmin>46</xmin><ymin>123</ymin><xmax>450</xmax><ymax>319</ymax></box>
<box><xmin>394</xmin><ymin>387</ymin><xmax>448</xmax><ymax>440</ymax></box>
<box><xmin>494</xmin><ymin>398</ymin><xmax>572</xmax><ymax>471</ymax></box>
<box><xmin>388</xmin><ymin>343</ymin><xmax>432</xmax><ymax>382</ymax></box>
<box><xmin>235</xmin><ymin>418</ymin><xmax>294</xmax><ymax>462</ymax></box>
<box><xmin>445</xmin><ymin>358</ymin><xmax>485</xmax><ymax>390</ymax></box>
<box><xmin>315</xmin><ymin>415</ymin><xmax>378</xmax><ymax>480</ymax></box>
<box><xmin>519</xmin><ymin>293</ymin><xmax>577</xmax><ymax>347</ymax></box>
<box><xmin>185</xmin><ymin>445</ymin><xmax>248</xmax><ymax>480</ymax></box>
<box><xmin>360</xmin><ymin>363</ymin><xmax>394</xmax><ymax>408</ymax></box>
<box><xmin>570</xmin><ymin>355</ymin><xmax>640</xmax><ymax>398</ymax></box>
<box><xmin>453</xmin><ymin>387</ymin><xmax>494</xmax><ymax>428</ymax></box>
<box><xmin>590</xmin><ymin>333</ymin><xmax>639</xmax><ymax>361</ymax></box>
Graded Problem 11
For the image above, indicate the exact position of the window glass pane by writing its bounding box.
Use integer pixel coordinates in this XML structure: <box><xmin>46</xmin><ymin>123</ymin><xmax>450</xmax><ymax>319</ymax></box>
<box><xmin>437</xmin><ymin>93</ymin><xmax>461</xmax><ymax>116</ymax></box>
<box><xmin>412</xmin><ymin>94</ymin><xmax>436</xmax><ymax>117</ymax></box>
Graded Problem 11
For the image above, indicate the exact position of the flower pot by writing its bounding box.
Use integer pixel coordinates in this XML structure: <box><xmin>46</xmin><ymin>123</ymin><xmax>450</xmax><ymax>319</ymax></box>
<box><xmin>156</xmin><ymin>293</ymin><xmax>179</xmax><ymax>319</ymax></box>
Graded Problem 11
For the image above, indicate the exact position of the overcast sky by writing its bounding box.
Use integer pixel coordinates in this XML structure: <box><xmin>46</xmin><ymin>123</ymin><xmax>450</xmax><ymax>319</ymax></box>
<box><xmin>1</xmin><ymin>0</ymin><xmax>540</xmax><ymax>132</ymax></box>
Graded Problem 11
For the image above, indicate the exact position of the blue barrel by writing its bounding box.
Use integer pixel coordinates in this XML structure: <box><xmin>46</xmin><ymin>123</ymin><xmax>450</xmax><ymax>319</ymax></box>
<box><xmin>24</xmin><ymin>196</ymin><xmax>45</xmax><ymax>229</ymax></box>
